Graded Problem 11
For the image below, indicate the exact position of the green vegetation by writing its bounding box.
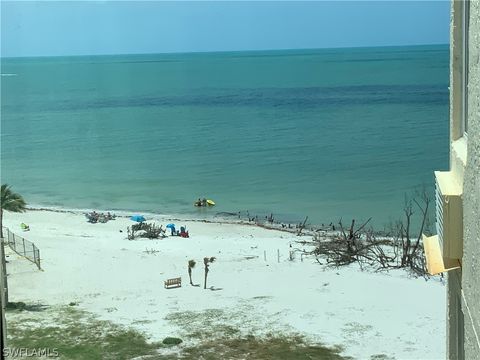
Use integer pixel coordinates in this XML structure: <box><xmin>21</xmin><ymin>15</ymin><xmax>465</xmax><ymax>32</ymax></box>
<box><xmin>6</xmin><ymin>302</ymin><xmax>27</xmax><ymax>311</ymax></box>
<box><xmin>163</xmin><ymin>308</ymin><xmax>350</xmax><ymax>360</ymax></box>
<box><xmin>7</xmin><ymin>305</ymin><xmax>351</xmax><ymax>359</ymax></box>
<box><xmin>7</xmin><ymin>305</ymin><xmax>161</xmax><ymax>360</ymax></box>
<box><xmin>162</xmin><ymin>337</ymin><xmax>183</xmax><ymax>346</ymax></box>
<box><xmin>6</xmin><ymin>301</ymin><xmax>47</xmax><ymax>312</ymax></box>
<box><xmin>160</xmin><ymin>333</ymin><xmax>349</xmax><ymax>360</ymax></box>
<box><xmin>1</xmin><ymin>184</ymin><xmax>27</xmax><ymax>239</ymax></box>
<box><xmin>370</xmin><ymin>355</ymin><xmax>396</xmax><ymax>360</ymax></box>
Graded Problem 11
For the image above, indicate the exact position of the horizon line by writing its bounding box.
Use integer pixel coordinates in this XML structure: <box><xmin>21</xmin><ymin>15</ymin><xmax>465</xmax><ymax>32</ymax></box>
<box><xmin>1</xmin><ymin>42</ymin><xmax>449</xmax><ymax>59</ymax></box>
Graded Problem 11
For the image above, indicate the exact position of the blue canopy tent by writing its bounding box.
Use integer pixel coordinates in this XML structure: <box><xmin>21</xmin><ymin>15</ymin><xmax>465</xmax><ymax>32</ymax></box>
<box><xmin>130</xmin><ymin>215</ymin><xmax>146</xmax><ymax>223</ymax></box>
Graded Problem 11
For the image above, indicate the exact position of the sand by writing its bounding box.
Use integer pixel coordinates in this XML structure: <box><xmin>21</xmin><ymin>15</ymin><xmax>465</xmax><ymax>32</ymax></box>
<box><xmin>3</xmin><ymin>209</ymin><xmax>446</xmax><ymax>359</ymax></box>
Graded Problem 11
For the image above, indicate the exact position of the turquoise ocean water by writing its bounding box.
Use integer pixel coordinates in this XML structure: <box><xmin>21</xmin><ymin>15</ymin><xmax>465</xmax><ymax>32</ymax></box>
<box><xmin>1</xmin><ymin>45</ymin><xmax>449</xmax><ymax>228</ymax></box>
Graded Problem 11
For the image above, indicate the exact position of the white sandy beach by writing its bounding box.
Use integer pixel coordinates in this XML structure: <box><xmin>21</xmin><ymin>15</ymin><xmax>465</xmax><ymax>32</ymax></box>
<box><xmin>3</xmin><ymin>209</ymin><xmax>445</xmax><ymax>359</ymax></box>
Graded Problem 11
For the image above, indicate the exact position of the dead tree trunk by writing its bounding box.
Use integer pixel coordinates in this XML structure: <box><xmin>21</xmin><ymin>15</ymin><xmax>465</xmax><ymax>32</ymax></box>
<box><xmin>203</xmin><ymin>257</ymin><xmax>215</xmax><ymax>289</ymax></box>
<box><xmin>188</xmin><ymin>267</ymin><xmax>193</xmax><ymax>286</ymax></box>
<box><xmin>297</xmin><ymin>216</ymin><xmax>309</xmax><ymax>236</ymax></box>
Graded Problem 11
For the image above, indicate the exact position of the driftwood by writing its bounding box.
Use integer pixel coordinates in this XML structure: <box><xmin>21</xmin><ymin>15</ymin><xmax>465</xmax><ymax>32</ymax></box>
<box><xmin>296</xmin><ymin>193</ymin><xmax>431</xmax><ymax>277</ymax></box>
<box><xmin>296</xmin><ymin>216</ymin><xmax>309</xmax><ymax>236</ymax></box>
<box><xmin>307</xmin><ymin>217</ymin><xmax>373</xmax><ymax>267</ymax></box>
<box><xmin>302</xmin><ymin>222</ymin><xmax>399</xmax><ymax>272</ymax></box>
<box><xmin>143</xmin><ymin>248</ymin><xmax>160</xmax><ymax>255</ymax></box>
<box><xmin>290</xmin><ymin>189</ymin><xmax>432</xmax><ymax>277</ymax></box>
<box><xmin>128</xmin><ymin>222</ymin><xmax>166</xmax><ymax>240</ymax></box>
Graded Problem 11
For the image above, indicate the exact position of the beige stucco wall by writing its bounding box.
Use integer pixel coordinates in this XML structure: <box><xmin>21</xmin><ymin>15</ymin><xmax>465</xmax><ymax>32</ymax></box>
<box><xmin>447</xmin><ymin>2</ymin><xmax>464</xmax><ymax>359</ymax></box>
<box><xmin>462</xmin><ymin>0</ymin><xmax>480</xmax><ymax>357</ymax></box>
<box><xmin>447</xmin><ymin>1</ymin><xmax>480</xmax><ymax>359</ymax></box>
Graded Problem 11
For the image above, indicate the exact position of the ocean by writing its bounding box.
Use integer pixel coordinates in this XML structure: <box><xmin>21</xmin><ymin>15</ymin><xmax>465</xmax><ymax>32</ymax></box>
<box><xmin>1</xmin><ymin>45</ymin><xmax>449</xmax><ymax>229</ymax></box>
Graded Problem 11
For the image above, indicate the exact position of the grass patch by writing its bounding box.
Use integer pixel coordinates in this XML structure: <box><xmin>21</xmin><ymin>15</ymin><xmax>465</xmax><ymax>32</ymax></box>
<box><xmin>162</xmin><ymin>337</ymin><xmax>183</xmax><ymax>346</ymax></box>
<box><xmin>6</xmin><ymin>302</ymin><xmax>27</xmax><ymax>311</ymax></box>
<box><xmin>6</xmin><ymin>302</ymin><xmax>48</xmax><ymax>312</ymax></box>
<box><xmin>7</xmin><ymin>305</ymin><xmax>162</xmax><ymax>360</ymax></box>
<box><xmin>252</xmin><ymin>295</ymin><xmax>272</xmax><ymax>300</ymax></box>
<box><xmin>7</xmin><ymin>305</ymin><xmax>353</xmax><ymax>359</ymax></box>
<box><xmin>162</xmin><ymin>308</ymin><xmax>351</xmax><ymax>359</ymax></box>
<box><xmin>370</xmin><ymin>355</ymin><xmax>395</xmax><ymax>360</ymax></box>
<box><xmin>157</xmin><ymin>333</ymin><xmax>350</xmax><ymax>360</ymax></box>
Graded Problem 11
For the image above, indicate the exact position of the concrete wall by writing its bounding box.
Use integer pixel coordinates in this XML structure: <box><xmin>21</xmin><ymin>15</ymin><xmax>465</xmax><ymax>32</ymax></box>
<box><xmin>447</xmin><ymin>0</ymin><xmax>480</xmax><ymax>359</ymax></box>
<box><xmin>462</xmin><ymin>0</ymin><xmax>480</xmax><ymax>357</ymax></box>
<box><xmin>447</xmin><ymin>1</ymin><xmax>465</xmax><ymax>358</ymax></box>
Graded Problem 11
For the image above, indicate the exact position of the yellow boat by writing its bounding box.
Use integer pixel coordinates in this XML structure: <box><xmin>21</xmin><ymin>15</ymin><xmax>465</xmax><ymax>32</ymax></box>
<box><xmin>206</xmin><ymin>199</ymin><xmax>215</xmax><ymax>206</ymax></box>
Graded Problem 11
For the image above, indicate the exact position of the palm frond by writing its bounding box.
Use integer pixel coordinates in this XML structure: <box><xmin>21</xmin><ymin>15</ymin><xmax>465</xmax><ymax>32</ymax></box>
<box><xmin>1</xmin><ymin>184</ymin><xmax>27</xmax><ymax>212</ymax></box>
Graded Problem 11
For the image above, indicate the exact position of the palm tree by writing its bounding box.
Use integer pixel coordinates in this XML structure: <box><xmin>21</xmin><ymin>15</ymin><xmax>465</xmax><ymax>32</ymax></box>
<box><xmin>187</xmin><ymin>259</ymin><xmax>196</xmax><ymax>286</ymax></box>
<box><xmin>1</xmin><ymin>184</ymin><xmax>27</xmax><ymax>239</ymax></box>
<box><xmin>1</xmin><ymin>185</ymin><xmax>25</xmax><ymax>305</ymax></box>
<box><xmin>203</xmin><ymin>257</ymin><xmax>216</xmax><ymax>289</ymax></box>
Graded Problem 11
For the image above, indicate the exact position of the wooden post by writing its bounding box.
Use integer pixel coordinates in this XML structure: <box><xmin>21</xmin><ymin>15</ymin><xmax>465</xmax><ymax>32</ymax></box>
<box><xmin>264</xmin><ymin>251</ymin><xmax>266</xmax><ymax>261</ymax></box>
<box><xmin>277</xmin><ymin>249</ymin><xmax>280</xmax><ymax>263</ymax></box>
<box><xmin>22</xmin><ymin>238</ymin><xmax>26</xmax><ymax>257</ymax></box>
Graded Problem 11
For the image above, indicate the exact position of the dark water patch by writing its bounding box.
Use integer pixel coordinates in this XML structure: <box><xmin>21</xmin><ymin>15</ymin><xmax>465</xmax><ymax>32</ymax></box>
<box><xmin>93</xmin><ymin>59</ymin><xmax>184</xmax><ymax>65</ymax></box>
<box><xmin>324</xmin><ymin>57</ymin><xmax>420</xmax><ymax>63</ymax></box>
<box><xmin>5</xmin><ymin>84</ymin><xmax>447</xmax><ymax>113</ymax></box>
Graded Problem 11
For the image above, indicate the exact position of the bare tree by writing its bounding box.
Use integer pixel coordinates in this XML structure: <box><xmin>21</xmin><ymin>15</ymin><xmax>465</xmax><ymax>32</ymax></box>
<box><xmin>296</xmin><ymin>216</ymin><xmax>309</xmax><ymax>236</ymax></box>
<box><xmin>188</xmin><ymin>259</ymin><xmax>196</xmax><ymax>286</ymax></box>
<box><xmin>203</xmin><ymin>257</ymin><xmax>216</xmax><ymax>289</ymax></box>
<box><xmin>393</xmin><ymin>189</ymin><xmax>431</xmax><ymax>275</ymax></box>
<box><xmin>296</xmin><ymin>187</ymin><xmax>432</xmax><ymax>277</ymax></box>
<box><xmin>127</xmin><ymin>223</ymin><xmax>165</xmax><ymax>240</ymax></box>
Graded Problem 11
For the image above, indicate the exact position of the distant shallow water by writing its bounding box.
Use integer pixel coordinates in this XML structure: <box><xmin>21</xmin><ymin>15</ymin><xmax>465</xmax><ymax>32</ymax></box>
<box><xmin>1</xmin><ymin>45</ymin><xmax>449</xmax><ymax>229</ymax></box>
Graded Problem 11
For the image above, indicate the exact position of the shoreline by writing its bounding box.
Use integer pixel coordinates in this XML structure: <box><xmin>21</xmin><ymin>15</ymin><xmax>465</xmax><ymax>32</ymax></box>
<box><xmin>23</xmin><ymin>204</ymin><xmax>340</xmax><ymax>238</ymax></box>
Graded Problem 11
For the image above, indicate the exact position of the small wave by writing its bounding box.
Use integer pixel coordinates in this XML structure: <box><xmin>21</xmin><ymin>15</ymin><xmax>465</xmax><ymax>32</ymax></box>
<box><xmin>1</xmin><ymin>73</ymin><xmax>18</xmax><ymax>77</ymax></box>
<box><xmin>25</xmin><ymin>203</ymin><xmax>215</xmax><ymax>223</ymax></box>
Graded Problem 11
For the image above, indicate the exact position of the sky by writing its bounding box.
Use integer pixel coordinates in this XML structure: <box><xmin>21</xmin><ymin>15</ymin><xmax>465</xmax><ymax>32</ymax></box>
<box><xmin>1</xmin><ymin>1</ymin><xmax>450</xmax><ymax>57</ymax></box>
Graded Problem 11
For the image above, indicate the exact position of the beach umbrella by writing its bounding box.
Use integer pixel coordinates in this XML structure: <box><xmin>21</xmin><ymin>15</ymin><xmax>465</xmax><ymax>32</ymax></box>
<box><xmin>166</xmin><ymin>223</ymin><xmax>176</xmax><ymax>229</ymax></box>
<box><xmin>130</xmin><ymin>215</ymin><xmax>146</xmax><ymax>222</ymax></box>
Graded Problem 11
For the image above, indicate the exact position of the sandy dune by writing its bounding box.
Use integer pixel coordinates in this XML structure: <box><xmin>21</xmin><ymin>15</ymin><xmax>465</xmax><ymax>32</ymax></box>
<box><xmin>3</xmin><ymin>209</ymin><xmax>445</xmax><ymax>359</ymax></box>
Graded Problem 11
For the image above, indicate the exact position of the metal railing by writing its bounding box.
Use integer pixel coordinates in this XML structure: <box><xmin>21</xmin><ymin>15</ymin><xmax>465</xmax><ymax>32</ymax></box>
<box><xmin>2</xmin><ymin>227</ymin><xmax>41</xmax><ymax>270</ymax></box>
